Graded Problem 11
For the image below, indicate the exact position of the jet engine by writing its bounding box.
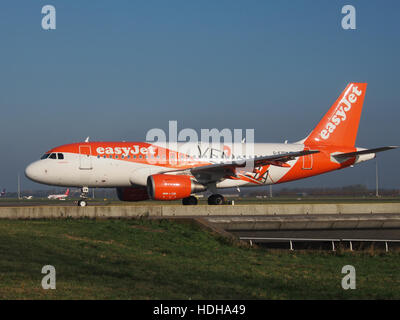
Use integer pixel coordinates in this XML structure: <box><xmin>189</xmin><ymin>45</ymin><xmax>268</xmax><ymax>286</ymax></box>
<box><xmin>116</xmin><ymin>185</ymin><xmax>149</xmax><ymax>201</ymax></box>
<box><xmin>147</xmin><ymin>174</ymin><xmax>206</xmax><ymax>200</ymax></box>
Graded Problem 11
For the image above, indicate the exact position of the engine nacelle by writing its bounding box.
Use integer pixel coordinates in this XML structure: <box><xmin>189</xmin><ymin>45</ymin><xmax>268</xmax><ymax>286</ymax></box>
<box><xmin>116</xmin><ymin>186</ymin><xmax>149</xmax><ymax>201</ymax></box>
<box><xmin>147</xmin><ymin>174</ymin><xmax>206</xmax><ymax>200</ymax></box>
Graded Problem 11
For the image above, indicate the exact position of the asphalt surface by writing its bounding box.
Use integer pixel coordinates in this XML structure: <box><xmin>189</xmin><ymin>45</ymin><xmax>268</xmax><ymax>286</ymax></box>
<box><xmin>0</xmin><ymin>201</ymin><xmax>109</xmax><ymax>207</ymax></box>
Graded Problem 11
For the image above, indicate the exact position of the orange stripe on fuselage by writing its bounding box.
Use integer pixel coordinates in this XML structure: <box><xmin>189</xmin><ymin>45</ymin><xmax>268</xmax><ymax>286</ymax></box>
<box><xmin>47</xmin><ymin>142</ymin><xmax>212</xmax><ymax>169</ymax></box>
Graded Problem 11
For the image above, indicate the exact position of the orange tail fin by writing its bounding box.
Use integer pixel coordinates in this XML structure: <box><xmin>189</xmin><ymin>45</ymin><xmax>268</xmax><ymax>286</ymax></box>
<box><xmin>304</xmin><ymin>83</ymin><xmax>367</xmax><ymax>147</ymax></box>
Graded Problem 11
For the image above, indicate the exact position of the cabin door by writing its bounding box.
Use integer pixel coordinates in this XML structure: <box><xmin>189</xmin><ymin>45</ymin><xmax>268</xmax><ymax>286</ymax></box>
<box><xmin>302</xmin><ymin>147</ymin><xmax>313</xmax><ymax>170</ymax></box>
<box><xmin>79</xmin><ymin>145</ymin><xmax>93</xmax><ymax>170</ymax></box>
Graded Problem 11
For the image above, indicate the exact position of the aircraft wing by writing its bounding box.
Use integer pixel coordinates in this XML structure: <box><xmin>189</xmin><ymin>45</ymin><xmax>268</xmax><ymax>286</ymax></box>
<box><xmin>333</xmin><ymin>146</ymin><xmax>398</xmax><ymax>159</ymax></box>
<box><xmin>164</xmin><ymin>149</ymin><xmax>319</xmax><ymax>183</ymax></box>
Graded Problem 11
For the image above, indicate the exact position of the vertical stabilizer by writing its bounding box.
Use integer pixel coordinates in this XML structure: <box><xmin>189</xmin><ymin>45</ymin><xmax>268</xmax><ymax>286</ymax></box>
<box><xmin>305</xmin><ymin>83</ymin><xmax>367</xmax><ymax>147</ymax></box>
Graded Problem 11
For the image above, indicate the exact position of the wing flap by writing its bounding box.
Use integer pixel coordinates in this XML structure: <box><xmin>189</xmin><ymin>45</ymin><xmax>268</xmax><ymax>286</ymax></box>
<box><xmin>189</xmin><ymin>149</ymin><xmax>319</xmax><ymax>173</ymax></box>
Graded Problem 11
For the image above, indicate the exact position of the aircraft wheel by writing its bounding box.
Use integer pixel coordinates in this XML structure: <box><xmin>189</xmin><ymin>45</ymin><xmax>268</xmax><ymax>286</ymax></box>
<box><xmin>182</xmin><ymin>196</ymin><xmax>198</xmax><ymax>205</ymax></box>
<box><xmin>78</xmin><ymin>200</ymin><xmax>87</xmax><ymax>207</ymax></box>
<box><xmin>208</xmin><ymin>194</ymin><xmax>225</xmax><ymax>205</ymax></box>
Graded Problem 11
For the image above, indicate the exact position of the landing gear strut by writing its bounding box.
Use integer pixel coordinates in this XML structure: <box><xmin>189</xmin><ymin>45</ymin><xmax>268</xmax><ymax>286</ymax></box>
<box><xmin>182</xmin><ymin>196</ymin><xmax>198</xmax><ymax>205</ymax></box>
<box><xmin>208</xmin><ymin>194</ymin><xmax>225</xmax><ymax>205</ymax></box>
<box><xmin>77</xmin><ymin>187</ymin><xmax>89</xmax><ymax>207</ymax></box>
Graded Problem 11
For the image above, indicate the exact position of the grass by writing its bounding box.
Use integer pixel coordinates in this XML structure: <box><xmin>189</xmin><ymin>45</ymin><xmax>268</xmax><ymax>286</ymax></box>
<box><xmin>0</xmin><ymin>218</ymin><xmax>398</xmax><ymax>299</ymax></box>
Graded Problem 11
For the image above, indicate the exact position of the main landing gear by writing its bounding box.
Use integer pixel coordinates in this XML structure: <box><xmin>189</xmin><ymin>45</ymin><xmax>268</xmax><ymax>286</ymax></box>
<box><xmin>208</xmin><ymin>194</ymin><xmax>225</xmax><ymax>205</ymax></box>
<box><xmin>182</xmin><ymin>196</ymin><xmax>198</xmax><ymax>205</ymax></box>
<box><xmin>77</xmin><ymin>187</ymin><xmax>89</xmax><ymax>207</ymax></box>
<box><xmin>182</xmin><ymin>194</ymin><xmax>226</xmax><ymax>205</ymax></box>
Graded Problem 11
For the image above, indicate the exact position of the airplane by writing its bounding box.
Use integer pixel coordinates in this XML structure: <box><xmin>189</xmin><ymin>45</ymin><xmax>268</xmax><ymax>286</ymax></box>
<box><xmin>48</xmin><ymin>189</ymin><xmax>70</xmax><ymax>200</ymax></box>
<box><xmin>23</xmin><ymin>195</ymin><xmax>33</xmax><ymax>200</ymax></box>
<box><xmin>0</xmin><ymin>189</ymin><xmax>5</xmax><ymax>197</ymax></box>
<box><xmin>25</xmin><ymin>83</ymin><xmax>398</xmax><ymax>207</ymax></box>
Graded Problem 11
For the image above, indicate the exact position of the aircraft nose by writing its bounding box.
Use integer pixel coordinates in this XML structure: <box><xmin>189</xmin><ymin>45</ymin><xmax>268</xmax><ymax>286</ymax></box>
<box><xmin>25</xmin><ymin>161</ymin><xmax>42</xmax><ymax>183</ymax></box>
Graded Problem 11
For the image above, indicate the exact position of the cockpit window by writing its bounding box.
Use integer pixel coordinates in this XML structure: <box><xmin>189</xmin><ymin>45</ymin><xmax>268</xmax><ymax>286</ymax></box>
<box><xmin>41</xmin><ymin>153</ymin><xmax>62</xmax><ymax>160</ymax></box>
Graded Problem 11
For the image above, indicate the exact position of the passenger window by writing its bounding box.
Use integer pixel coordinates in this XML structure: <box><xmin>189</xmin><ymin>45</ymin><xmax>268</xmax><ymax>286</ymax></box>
<box><xmin>57</xmin><ymin>153</ymin><xmax>64</xmax><ymax>160</ymax></box>
<box><xmin>49</xmin><ymin>153</ymin><xmax>57</xmax><ymax>159</ymax></box>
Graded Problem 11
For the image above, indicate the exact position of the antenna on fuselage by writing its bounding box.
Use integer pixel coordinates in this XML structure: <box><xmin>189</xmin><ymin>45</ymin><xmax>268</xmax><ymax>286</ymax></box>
<box><xmin>85</xmin><ymin>137</ymin><xmax>90</xmax><ymax>143</ymax></box>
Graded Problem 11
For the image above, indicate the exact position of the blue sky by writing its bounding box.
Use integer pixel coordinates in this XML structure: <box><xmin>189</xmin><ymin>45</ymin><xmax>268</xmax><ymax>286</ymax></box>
<box><xmin>0</xmin><ymin>0</ymin><xmax>399</xmax><ymax>191</ymax></box>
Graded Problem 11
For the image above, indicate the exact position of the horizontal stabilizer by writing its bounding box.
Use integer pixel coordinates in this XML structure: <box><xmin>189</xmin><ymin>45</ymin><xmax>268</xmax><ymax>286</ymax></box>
<box><xmin>334</xmin><ymin>146</ymin><xmax>398</xmax><ymax>159</ymax></box>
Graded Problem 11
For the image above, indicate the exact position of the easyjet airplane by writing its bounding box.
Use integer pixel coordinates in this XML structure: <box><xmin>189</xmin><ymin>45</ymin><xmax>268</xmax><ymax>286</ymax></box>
<box><xmin>48</xmin><ymin>188</ymin><xmax>70</xmax><ymax>200</ymax></box>
<box><xmin>25</xmin><ymin>83</ymin><xmax>397</xmax><ymax>206</ymax></box>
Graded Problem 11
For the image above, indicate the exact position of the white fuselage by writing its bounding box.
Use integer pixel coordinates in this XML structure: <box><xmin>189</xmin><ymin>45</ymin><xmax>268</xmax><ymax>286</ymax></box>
<box><xmin>25</xmin><ymin>142</ymin><xmax>305</xmax><ymax>189</ymax></box>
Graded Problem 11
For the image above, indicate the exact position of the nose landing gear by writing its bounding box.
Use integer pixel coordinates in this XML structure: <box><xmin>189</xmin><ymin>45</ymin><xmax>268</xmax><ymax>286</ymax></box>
<box><xmin>78</xmin><ymin>199</ymin><xmax>87</xmax><ymax>207</ymax></box>
<box><xmin>77</xmin><ymin>187</ymin><xmax>89</xmax><ymax>207</ymax></box>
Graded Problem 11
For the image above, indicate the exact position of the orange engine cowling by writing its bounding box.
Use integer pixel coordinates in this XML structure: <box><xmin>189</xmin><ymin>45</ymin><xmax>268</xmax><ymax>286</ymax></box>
<box><xmin>147</xmin><ymin>174</ymin><xmax>206</xmax><ymax>200</ymax></box>
<box><xmin>116</xmin><ymin>186</ymin><xmax>149</xmax><ymax>201</ymax></box>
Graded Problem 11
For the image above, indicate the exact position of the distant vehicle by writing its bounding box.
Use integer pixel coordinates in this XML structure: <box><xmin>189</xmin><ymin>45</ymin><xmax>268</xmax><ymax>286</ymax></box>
<box><xmin>0</xmin><ymin>189</ymin><xmax>5</xmax><ymax>197</ymax></box>
<box><xmin>23</xmin><ymin>196</ymin><xmax>33</xmax><ymax>200</ymax></box>
<box><xmin>48</xmin><ymin>189</ymin><xmax>70</xmax><ymax>200</ymax></box>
